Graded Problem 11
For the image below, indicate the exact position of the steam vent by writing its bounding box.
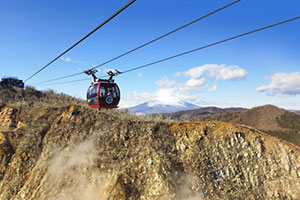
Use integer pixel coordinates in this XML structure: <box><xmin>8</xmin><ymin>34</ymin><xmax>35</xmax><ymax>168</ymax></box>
<box><xmin>0</xmin><ymin>104</ymin><xmax>299</xmax><ymax>200</ymax></box>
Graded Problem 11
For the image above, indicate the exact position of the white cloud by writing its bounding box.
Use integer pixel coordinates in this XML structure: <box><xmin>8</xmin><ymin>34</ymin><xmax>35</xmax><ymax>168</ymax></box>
<box><xmin>256</xmin><ymin>72</ymin><xmax>300</xmax><ymax>96</ymax></box>
<box><xmin>156</xmin><ymin>76</ymin><xmax>175</xmax><ymax>88</ymax></box>
<box><xmin>62</xmin><ymin>57</ymin><xmax>71</xmax><ymax>62</ymax></box>
<box><xmin>179</xmin><ymin>64</ymin><xmax>247</xmax><ymax>92</ymax></box>
<box><xmin>131</xmin><ymin>88</ymin><xmax>194</xmax><ymax>104</ymax></box>
<box><xmin>184</xmin><ymin>64</ymin><xmax>248</xmax><ymax>81</ymax></box>
<box><xmin>208</xmin><ymin>84</ymin><xmax>217</xmax><ymax>91</ymax></box>
<box><xmin>60</xmin><ymin>56</ymin><xmax>85</xmax><ymax>64</ymax></box>
<box><xmin>186</xmin><ymin>78</ymin><xmax>205</xmax><ymax>87</ymax></box>
<box><xmin>118</xmin><ymin>103</ymin><xmax>139</xmax><ymax>109</ymax></box>
<box><xmin>123</xmin><ymin>64</ymin><xmax>248</xmax><ymax>106</ymax></box>
<box><xmin>179</xmin><ymin>77</ymin><xmax>206</xmax><ymax>92</ymax></box>
<box><xmin>132</xmin><ymin>91</ymin><xmax>155</xmax><ymax>102</ymax></box>
<box><xmin>153</xmin><ymin>88</ymin><xmax>195</xmax><ymax>105</ymax></box>
<box><xmin>128</xmin><ymin>77</ymin><xmax>196</xmax><ymax>105</ymax></box>
<box><xmin>173</xmin><ymin>72</ymin><xmax>181</xmax><ymax>77</ymax></box>
<box><xmin>138</xmin><ymin>73</ymin><xmax>143</xmax><ymax>77</ymax></box>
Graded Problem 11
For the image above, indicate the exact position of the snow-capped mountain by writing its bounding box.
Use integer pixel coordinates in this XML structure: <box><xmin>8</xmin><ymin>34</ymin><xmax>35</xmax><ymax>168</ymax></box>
<box><xmin>127</xmin><ymin>98</ymin><xmax>199</xmax><ymax>115</ymax></box>
<box><xmin>125</xmin><ymin>88</ymin><xmax>199</xmax><ymax>114</ymax></box>
<box><xmin>128</xmin><ymin>101</ymin><xmax>199</xmax><ymax>115</ymax></box>
<box><xmin>290</xmin><ymin>109</ymin><xmax>300</xmax><ymax>116</ymax></box>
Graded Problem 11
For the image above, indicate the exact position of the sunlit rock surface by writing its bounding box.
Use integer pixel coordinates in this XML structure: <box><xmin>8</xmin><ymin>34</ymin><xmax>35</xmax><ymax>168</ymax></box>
<box><xmin>0</xmin><ymin>105</ymin><xmax>299</xmax><ymax>200</ymax></box>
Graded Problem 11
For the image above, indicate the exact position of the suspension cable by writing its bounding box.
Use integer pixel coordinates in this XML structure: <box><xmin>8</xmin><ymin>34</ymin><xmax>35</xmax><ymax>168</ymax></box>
<box><xmin>24</xmin><ymin>0</ymin><xmax>136</xmax><ymax>83</ymax></box>
<box><xmin>38</xmin><ymin>78</ymin><xmax>91</xmax><ymax>86</ymax></box>
<box><xmin>36</xmin><ymin>16</ymin><xmax>300</xmax><ymax>86</ymax></box>
<box><xmin>120</xmin><ymin>16</ymin><xmax>300</xmax><ymax>74</ymax></box>
<box><xmin>32</xmin><ymin>0</ymin><xmax>242</xmax><ymax>85</ymax></box>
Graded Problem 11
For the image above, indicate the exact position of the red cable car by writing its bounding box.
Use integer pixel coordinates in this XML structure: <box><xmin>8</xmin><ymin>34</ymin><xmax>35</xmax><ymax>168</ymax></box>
<box><xmin>85</xmin><ymin>69</ymin><xmax>121</xmax><ymax>109</ymax></box>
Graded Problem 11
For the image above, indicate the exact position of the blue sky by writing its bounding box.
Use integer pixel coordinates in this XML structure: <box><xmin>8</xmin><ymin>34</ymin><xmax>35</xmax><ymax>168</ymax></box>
<box><xmin>1</xmin><ymin>0</ymin><xmax>300</xmax><ymax>109</ymax></box>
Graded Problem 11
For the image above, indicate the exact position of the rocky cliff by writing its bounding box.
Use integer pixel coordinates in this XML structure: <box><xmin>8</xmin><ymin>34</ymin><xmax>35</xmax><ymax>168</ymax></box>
<box><xmin>0</xmin><ymin>103</ymin><xmax>299</xmax><ymax>200</ymax></box>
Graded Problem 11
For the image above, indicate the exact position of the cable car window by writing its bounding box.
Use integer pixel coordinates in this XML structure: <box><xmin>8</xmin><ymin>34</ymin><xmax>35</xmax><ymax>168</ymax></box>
<box><xmin>99</xmin><ymin>87</ymin><xmax>105</xmax><ymax>97</ymax></box>
<box><xmin>111</xmin><ymin>87</ymin><xmax>116</xmax><ymax>98</ymax></box>
<box><xmin>105</xmin><ymin>87</ymin><xmax>110</xmax><ymax>96</ymax></box>
<box><xmin>91</xmin><ymin>85</ymin><xmax>98</xmax><ymax>97</ymax></box>
<box><xmin>114</xmin><ymin>86</ymin><xmax>120</xmax><ymax>96</ymax></box>
<box><xmin>87</xmin><ymin>88</ymin><xmax>90</xmax><ymax>99</ymax></box>
<box><xmin>87</xmin><ymin>86</ymin><xmax>94</xmax><ymax>99</ymax></box>
<box><xmin>87</xmin><ymin>84</ymin><xmax>99</xmax><ymax>106</ymax></box>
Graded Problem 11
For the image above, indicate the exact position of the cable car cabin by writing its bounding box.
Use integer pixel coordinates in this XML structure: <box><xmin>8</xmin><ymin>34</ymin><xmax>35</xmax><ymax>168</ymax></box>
<box><xmin>87</xmin><ymin>80</ymin><xmax>120</xmax><ymax>109</ymax></box>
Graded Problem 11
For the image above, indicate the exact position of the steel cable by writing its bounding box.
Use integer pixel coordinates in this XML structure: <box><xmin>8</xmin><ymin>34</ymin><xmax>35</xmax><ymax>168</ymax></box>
<box><xmin>36</xmin><ymin>15</ymin><xmax>300</xmax><ymax>86</ymax></box>
<box><xmin>33</xmin><ymin>0</ymin><xmax>242</xmax><ymax>85</ymax></box>
<box><xmin>120</xmin><ymin>16</ymin><xmax>300</xmax><ymax>74</ymax></box>
<box><xmin>24</xmin><ymin>0</ymin><xmax>136</xmax><ymax>82</ymax></box>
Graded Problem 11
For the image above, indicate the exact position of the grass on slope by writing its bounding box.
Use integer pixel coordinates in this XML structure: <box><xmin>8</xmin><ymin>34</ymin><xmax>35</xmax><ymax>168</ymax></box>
<box><xmin>0</xmin><ymin>86</ymin><xmax>85</xmax><ymax>108</ymax></box>
<box><xmin>268</xmin><ymin>112</ymin><xmax>300</xmax><ymax>146</ymax></box>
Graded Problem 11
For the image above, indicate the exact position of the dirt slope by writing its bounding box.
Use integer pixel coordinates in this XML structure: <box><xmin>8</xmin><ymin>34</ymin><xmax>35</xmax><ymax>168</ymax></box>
<box><xmin>0</xmin><ymin>104</ymin><xmax>299</xmax><ymax>200</ymax></box>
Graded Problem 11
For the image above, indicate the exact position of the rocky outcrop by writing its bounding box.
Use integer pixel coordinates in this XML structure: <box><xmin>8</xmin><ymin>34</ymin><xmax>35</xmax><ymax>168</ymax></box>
<box><xmin>0</xmin><ymin>131</ymin><xmax>14</xmax><ymax>182</ymax></box>
<box><xmin>0</xmin><ymin>107</ymin><xmax>18</xmax><ymax>130</ymax></box>
<box><xmin>0</xmin><ymin>105</ymin><xmax>299</xmax><ymax>200</ymax></box>
<box><xmin>171</xmin><ymin>122</ymin><xmax>300</xmax><ymax>199</ymax></box>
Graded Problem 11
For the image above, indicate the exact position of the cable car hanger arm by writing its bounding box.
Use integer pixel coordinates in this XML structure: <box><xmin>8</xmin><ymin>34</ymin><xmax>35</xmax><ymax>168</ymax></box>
<box><xmin>84</xmin><ymin>69</ymin><xmax>122</xmax><ymax>82</ymax></box>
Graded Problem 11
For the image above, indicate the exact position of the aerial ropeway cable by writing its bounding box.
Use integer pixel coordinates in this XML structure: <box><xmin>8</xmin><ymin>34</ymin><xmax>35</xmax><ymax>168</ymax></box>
<box><xmin>33</xmin><ymin>0</ymin><xmax>242</xmax><ymax>85</ymax></box>
<box><xmin>38</xmin><ymin>15</ymin><xmax>300</xmax><ymax>109</ymax></box>
<box><xmin>37</xmin><ymin>15</ymin><xmax>300</xmax><ymax>87</ymax></box>
<box><xmin>119</xmin><ymin>16</ymin><xmax>300</xmax><ymax>75</ymax></box>
<box><xmin>24</xmin><ymin>0</ymin><xmax>136</xmax><ymax>83</ymax></box>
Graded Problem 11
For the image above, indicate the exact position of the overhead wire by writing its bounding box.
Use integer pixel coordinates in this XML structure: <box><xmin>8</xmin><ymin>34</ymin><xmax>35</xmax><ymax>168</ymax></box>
<box><xmin>37</xmin><ymin>15</ymin><xmax>300</xmax><ymax>86</ymax></box>
<box><xmin>24</xmin><ymin>0</ymin><xmax>136</xmax><ymax>83</ymax></box>
<box><xmin>32</xmin><ymin>0</ymin><xmax>242</xmax><ymax>85</ymax></box>
<box><xmin>120</xmin><ymin>16</ymin><xmax>300</xmax><ymax>74</ymax></box>
<box><xmin>37</xmin><ymin>75</ymin><xmax>107</xmax><ymax>86</ymax></box>
<box><xmin>38</xmin><ymin>78</ymin><xmax>91</xmax><ymax>86</ymax></box>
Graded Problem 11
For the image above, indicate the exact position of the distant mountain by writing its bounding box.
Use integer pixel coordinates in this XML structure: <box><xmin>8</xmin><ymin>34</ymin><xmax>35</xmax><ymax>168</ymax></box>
<box><xmin>190</xmin><ymin>105</ymin><xmax>300</xmax><ymax>147</ymax></box>
<box><xmin>128</xmin><ymin>100</ymin><xmax>199</xmax><ymax>115</ymax></box>
<box><xmin>290</xmin><ymin>110</ymin><xmax>300</xmax><ymax>116</ymax></box>
<box><xmin>150</xmin><ymin>106</ymin><xmax>246</xmax><ymax>120</ymax></box>
<box><xmin>126</xmin><ymin>90</ymin><xmax>202</xmax><ymax>114</ymax></box>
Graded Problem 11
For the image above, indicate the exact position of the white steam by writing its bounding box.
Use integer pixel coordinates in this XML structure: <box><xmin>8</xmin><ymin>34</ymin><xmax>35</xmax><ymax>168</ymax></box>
<box><xmin>175</xmin><ymin>174</ymin><xmax>205</xmax><ymax>200</ymax></box>
<box><xmin>43</xmin><ymin>132</ymin><xmax>205</xmax><ymax>200</ymax></box>
<box><xmin>46</xmin><ymin>132</ymin><xmax>112</xmax><ymax>200</ymax></box>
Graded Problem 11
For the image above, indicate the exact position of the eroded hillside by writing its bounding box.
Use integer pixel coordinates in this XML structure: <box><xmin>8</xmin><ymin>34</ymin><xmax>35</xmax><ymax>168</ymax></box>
<box><xmin>0</xmin><ymin>102</ymin><xmax>300</xmax><ymax>200</ymax></box>
<box><xmin>189</xmin><ymin>105</ymin><xmax>300</xmax><ymax>147</ymax></box>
